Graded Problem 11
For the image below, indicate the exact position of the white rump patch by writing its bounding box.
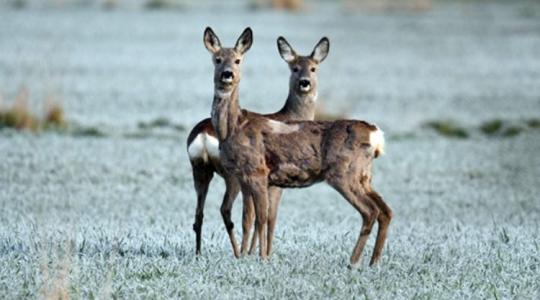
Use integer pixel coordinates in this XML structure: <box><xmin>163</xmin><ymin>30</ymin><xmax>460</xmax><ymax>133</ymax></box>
<box><xmin>205</xmin><ymin>134</ymin><xmax>220</xmax><ymax>159</ymax></box>
<box><xmin>188</xmin><ymin>134</ymin><xmax>205</xmax><ymax>161</ymax></box>
<box><xmin>188</xmin><ymin>133</ymin><xmax>220</xmax><ymax>163</ymax></box>
<box><xmin>370</xmin><ymin>127</ymin><xmax>385</xmax><ymax>156</ymax></box>
<box><xmin>267</xmin><ymin>120</ymin><xmax>299</xmax><ymax>134</ymax></box>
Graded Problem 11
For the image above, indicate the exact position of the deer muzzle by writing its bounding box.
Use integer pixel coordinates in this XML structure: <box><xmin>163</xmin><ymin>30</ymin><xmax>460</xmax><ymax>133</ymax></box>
<box><xmin>299</xmin><ymin>79</ymin><xmax>311</xmax><ymax>92</ymax></box>
<box><xmin>221</xmin><ymin>70</ymin><xmax>234</xmax><ymax>84</ymax></box>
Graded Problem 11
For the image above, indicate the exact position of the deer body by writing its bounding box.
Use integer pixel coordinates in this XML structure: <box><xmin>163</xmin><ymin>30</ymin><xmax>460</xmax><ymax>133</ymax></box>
<box><xmin>188</xmin><ymin>29</ymin><xmax>328</xmax><ymax>257</ymax></box>
<box><xmin>220</xmin><ymin>118</ymin><xmax>384</xmax><ymax>189</ymax></box>
<box><xmin>204</xmin><ymin>27</ymin><xmax>392</xmax><ymax>267</ymax></box>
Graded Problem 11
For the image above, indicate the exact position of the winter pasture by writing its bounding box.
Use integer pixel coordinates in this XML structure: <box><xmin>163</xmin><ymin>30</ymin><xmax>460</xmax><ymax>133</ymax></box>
<box><xmin>0</xmin><ymin>0</ymin><xmax>539</xmax><ymax>298</ymax></box>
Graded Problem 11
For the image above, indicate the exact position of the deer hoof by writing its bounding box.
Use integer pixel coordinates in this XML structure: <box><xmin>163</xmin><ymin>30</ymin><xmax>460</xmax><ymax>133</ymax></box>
<box><xmin>348</xmin><ymin>262</ymin><xmax>361</xmax><ymax>270</ymax></box>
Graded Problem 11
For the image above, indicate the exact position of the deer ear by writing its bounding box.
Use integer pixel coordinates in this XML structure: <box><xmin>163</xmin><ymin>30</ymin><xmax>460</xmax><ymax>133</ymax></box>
<box><xmin>310</xmin><ymin>37</ymin><xmax>329</xmax><ymax>63</ymax></box>
<box><xmin>277</xmin><ymin>36</ymin><xmax>296</xmax><ymax>63</ymax></box>
<box><xmin>204</xmin><ymin>27</ymin><xmax>221</xmax><ymax>54</ymax></box>
<box><xmin>235</xmin><ymin>27</ymin><xmax>253</xmax><ymax>55</ymax></box>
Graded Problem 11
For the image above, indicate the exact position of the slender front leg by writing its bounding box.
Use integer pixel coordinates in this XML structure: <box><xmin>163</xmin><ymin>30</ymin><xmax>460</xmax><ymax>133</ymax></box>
<box><xmin>248</xmin><ymin>187</ymin><xmax>282</xmax><ymax>256</ymax></box>
<box><xmin>240</xmin><ymin>192</ymin><xmax>255</xmax><ymax>255</ymax></box>
<box><xmin>247</xmin><ymin>216</ymin><xmax>258</xmax><ymax>255</ymax></box>
<box><xmin>241</xmin><ymin>178</ymin><xmax>269</xmax><ymax>259</ymax></box>
<box><xmin>266</xmin><ymin>186</ymin><xmax>283</xmax><ymax>256</ymax></box>
<box><xmin>221</xmin><ymin>177</ymin><xmax>241</xmax><ymax>258</ymax></box>
<box><xmin>251</xmin><ymin>186</ymin><xmax>269</xmax><ymax>259</ymax></box>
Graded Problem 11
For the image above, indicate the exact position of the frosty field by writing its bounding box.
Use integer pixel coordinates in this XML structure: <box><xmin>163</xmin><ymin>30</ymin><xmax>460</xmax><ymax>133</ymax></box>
<box><xmin>1</xmin><ymin>1</ymin><xmax>540</xmax><ymax>299</ymax></box>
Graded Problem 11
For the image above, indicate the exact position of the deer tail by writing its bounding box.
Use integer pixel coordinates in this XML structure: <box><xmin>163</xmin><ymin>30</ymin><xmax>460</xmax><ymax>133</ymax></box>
<box><xmin>370</xmin><ymin>127</ymin><xmax>385</xmax><ymax>158</ymax></box>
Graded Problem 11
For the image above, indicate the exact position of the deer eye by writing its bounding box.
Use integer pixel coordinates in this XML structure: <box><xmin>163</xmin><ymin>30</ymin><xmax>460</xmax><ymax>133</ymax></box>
<box><xmin>292</xmin><ymin>66</ymin><xmax>299</xmax><ymax>72</ymax></box>
<box><xmin>235</xmin><ymin>59</ymin><xmax>241</xmax><ymax>64</ymax></box>
<box><xmin>215</xmin><ymin>57</ymin><xmax>222</xmax><ymax>64</ymax></box>
<box><xmin>310</xmin><ymin>67</ymin><xmax>316</xmax><ymax>72</ymax></box>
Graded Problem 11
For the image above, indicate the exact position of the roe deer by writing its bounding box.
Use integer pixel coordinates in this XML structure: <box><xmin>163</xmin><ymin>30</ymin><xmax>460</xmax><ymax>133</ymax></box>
<box><xmin>187</xmin><ymin>27</ymin><xmax>330</xmax><ymax>257</ymax></box>
<box><xmin>204</xmin><ymin>28</ymin><xmax>392</xmax><ymax>267</ymax></box>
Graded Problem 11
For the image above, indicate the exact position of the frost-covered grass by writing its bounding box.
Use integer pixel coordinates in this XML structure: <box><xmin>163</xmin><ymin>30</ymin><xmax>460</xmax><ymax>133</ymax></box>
<box><xmin>1</xmin><ymin>133</ymin><xmax>539</xmax><ymax>299</ymax></box>
<box><xmin>1</xmin><ymin>1</ymin><xmax>540</xmax><ymax>299</ymax></box>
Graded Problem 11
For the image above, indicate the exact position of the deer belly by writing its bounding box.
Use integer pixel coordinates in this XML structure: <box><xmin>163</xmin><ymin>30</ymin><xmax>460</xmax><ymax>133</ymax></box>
<box><xmin>268</xmin><ymin>162</ymin><xmax>323</xmax><ymax>188</ymax></box>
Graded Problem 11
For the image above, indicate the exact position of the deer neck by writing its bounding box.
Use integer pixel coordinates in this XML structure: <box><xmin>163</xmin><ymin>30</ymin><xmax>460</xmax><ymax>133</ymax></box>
<box><xmin>279</xmin><ymin>90</ymin><xmax>317</xmax><ymax>120</ymax></box>
<box><xmin>211</xmin><ymin>85</ymin><xmax>242</xmax><ymax>142</ymax></box>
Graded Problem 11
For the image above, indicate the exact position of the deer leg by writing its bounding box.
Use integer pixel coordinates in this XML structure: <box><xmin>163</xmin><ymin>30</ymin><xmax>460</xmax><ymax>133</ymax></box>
<box><xmin>247</xmin><ymin>213</ymin><xmax>258</xmax><ymax>255</ymax></box>
<box><xmin>330</xmin><ymin>182</ymin><xmax>379</xmax><ymax>268</ymax></box>
<box><xmin>191</xmin><ymin>162</ymin><xmax>214</xmax><ymax>255</ymax></box>
<box><xmin>248</xmin><ymin>186</ymin><xmax>282</xmax><ymax>256</ymax></box>
<box><xmin>240</xmin><ymin>193</ymin><xmax>255</xmax><ymax>256</ymax></box>
<box><xmin>252</xmin><ymin>186</ymin><xmax>269</xmax><ymax>259</ymax></box>
<box><xmin>241</xmin><ymin>178</ymin><xmax>269</xmax><ymax>259</ymax></box>
<box><xmin>247</xmin><ymin>195</ymin><xmax>257</xmax><ymax>255</ymax></box>
<box><xmin>220</xmin><ymin>177</ymin><xmax>241</xmax><ymax>258</ymax></box>
<box><xmin>266</xmin><ymin>186</ymin><xmax>283</xmax><ymax>257</ymax></box>
<box><xmin>367</xmin><ymin>190</ymin><xmax>392</xmax><ymax>266</ymax></box>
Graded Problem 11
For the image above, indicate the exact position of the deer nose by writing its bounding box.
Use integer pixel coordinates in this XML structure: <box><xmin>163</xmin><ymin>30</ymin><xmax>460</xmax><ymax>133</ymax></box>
<box><xmin>299</xmin><ymin>79</ymin><xmax>311</xmax><ymax>88</ymax></box>
<box><xmin>221</xmin><ymin>71</ymin><xmax>234</xmax><ymax>80</ymax></box>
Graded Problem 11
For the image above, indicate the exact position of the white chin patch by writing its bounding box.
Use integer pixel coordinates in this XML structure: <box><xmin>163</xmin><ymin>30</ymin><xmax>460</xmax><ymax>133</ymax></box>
<box><xmin>300</xmin><ymin>86</ymin><xmax>311</xmax><ymax>92</ymax></box>
<box><xmin>222</xmin><ymin>78</ymin><xmax>233</xmax><ymax>84</ymax></box>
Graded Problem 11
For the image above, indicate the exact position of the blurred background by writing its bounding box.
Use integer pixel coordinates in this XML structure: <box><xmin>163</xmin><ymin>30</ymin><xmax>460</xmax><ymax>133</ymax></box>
<box><xmin>1</xmin><ymin>0</ymin><xmax>539</xmax><ymax>134</ymax></box>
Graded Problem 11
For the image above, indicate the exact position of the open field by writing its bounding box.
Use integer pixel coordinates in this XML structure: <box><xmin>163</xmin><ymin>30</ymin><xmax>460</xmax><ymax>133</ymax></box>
<box><xmin>1</xmin><ymin>1</ymin><xmax>540</xmax><ymax>298</ymax></box>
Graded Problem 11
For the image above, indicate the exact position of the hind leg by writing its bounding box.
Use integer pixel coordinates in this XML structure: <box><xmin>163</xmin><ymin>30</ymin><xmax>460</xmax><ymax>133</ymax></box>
<box><xmin>221</xmin><ymin>177</ymin><xmax>241</xmax><ymax>258</ymax></box>
<box><xmin>329</xmin><ymin>178</ymin><xmax>379</xmax><ymax>268</ymax></box>
<box><xmin>368</xmin><ymin>190</ymin><xmax>392</xmax><ymax>266</ymax></box>
<box><xmin>191</xmin><ymin>161</ymin><xmax>214</xmax><ymax>255</ymax></box>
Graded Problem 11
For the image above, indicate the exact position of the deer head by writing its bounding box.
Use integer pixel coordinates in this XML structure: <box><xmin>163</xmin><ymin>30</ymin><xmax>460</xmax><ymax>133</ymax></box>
<box><xmin>277</xmin><ymin>36</ymin><xmax>329</xmax><ymax>98</ymax></box>
<box><xmin>204</xmin><ymin>27</ymin><xmax>253</xmax><ymax>93</ymax></box>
